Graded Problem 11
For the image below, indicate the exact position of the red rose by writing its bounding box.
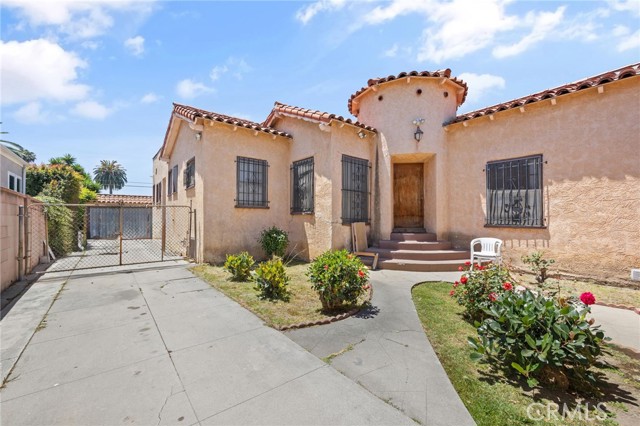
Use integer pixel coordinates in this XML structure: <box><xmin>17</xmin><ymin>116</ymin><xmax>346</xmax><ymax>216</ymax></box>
<box><xmin>502</xmin><ymin>282</ymin><xmax>513</xmax><ymax>291</ymax></box>
<box><xmin>453</xmin><ymin>282</ymin><xmax>459</xmax><ymax>288</ymax></box>
<box><xmin>477</xmin><ymin>264</ymin><xmax>484</xmax><ymax>270</ymax></box>
<box><xmin>458</xmin><ymin>266</ymin><xmax>464</xmax><ymax>271</ymax></box>
<box><xmin>449</xmin><ymin>290</ymin><xmax>455</xmax><ymax>296</ymax></box>
<box><xmin>460</xmin><ymin>276</ymin><xmax>468</xmax><ymax>284</ymax></box>
<box><xmin>580</xmin><ymin>292</ymin><xmax>596</xmax><ymax>306</ymax></box>
<box><xmin>488</xmin><ymin>292</ymin><xmax>498</xmax><ymax>302</ymax></box>
<box><xmin>464</xmin><ymin>261</ymin><xmax>471</xmax><ymax>266</ymax></box>
<box><xmin>358</xmin><ymin>270</ymin><xmax>365</xmax><ymax>278</ymax></box>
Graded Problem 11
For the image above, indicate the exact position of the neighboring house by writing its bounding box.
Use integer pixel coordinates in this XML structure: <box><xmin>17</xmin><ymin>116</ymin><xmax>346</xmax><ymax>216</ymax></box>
<box><xmin>1</xmin><ymin>144</ymin><xmax>27</xmax><ymax>194</ymax></box>
<box><xmin>154</xmin><ymin>63</ymin><xmax>640</xmax><ymax>282</ymax></box>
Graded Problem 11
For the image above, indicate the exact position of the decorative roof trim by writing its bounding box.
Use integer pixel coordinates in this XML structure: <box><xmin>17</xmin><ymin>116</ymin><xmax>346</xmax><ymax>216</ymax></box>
<box><xmin>446</xmin><ymin>63</ymin><xmax>640</xmax><ymax>126</ymax></box>
<box><xmin>95</xmin><ymin>194</ymin><xmax>153</xmax><ymax>205</ymax></box>
<box><xmin>348</xmin><ymin>69</ymin><xmax>469</xmax><ymax>115</ymax></box>
<box><xmin>264</xmin><ymin>102</ymin><xmax>377</xmax><ymax>132</ymax></box>
<box><xmin>172</xmin><ymin>103</ymin><xmax>291</xmax><ymax>138</ymax></box>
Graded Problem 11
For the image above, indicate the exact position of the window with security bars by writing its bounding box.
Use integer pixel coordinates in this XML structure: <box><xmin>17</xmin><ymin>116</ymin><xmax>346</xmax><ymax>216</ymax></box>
<box><xmin>236</xmin><ymin>157</ymin><xmax>268</xmax><ymax>208</ymax></box>
<box><xmin>291</xmin><ymin>157</ymin><xmax>314</xmax><ymax>214</ymax></box>
<box><xmin>486</xmin><ymin>155</ymin><xmax>543</xmax><ymax>227</ymax></box>
<box><xmin>184</xmin><ymin>157</ymin><xmax>195</xmax><ymax>189</ymax></box>
<box><xmin>341</xmin><ymin>155</ymin><xmax>370</xmax><ymax>223</ymax></box>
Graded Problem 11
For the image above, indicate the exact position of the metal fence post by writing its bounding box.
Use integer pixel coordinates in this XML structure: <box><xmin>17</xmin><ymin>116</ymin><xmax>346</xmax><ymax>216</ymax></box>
<box><xmin>161</xmin><ymin>204</ymin><xmax>166</xmax><ymax>262</ymax></box>
<box><xmin>17</xmin><ymin>205</ymin><xmax>24</xmax><ymax>281</ymax></box>
<box><xmin>119</xmin><ymin>204</ymin><xmax>124</xmax><ymax>266</ymax></box>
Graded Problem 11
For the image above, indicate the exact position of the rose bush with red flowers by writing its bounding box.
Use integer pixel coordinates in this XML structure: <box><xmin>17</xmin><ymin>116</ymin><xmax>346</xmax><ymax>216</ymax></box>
<box><xmin>579</xmin><ymin>292</ymin><xmax>596</xmax><ymax>306</ymax></box>
<box><xmin>502</xmin><ymin>282</ymin><xmax>513</xmax><ymax>291</ymax></box>
<box><xmin>450</xmin><ymin>263</ymin><xmax>512</xmax><ymax>321</ymax></box>
<box><xmin>307</xmin><ymin>249</ymin><xmax>369</xmax><ymax>310</ymax></box>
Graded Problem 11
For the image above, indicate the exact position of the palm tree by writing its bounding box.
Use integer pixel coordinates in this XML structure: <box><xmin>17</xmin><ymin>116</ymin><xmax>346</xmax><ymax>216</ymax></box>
<box><xmin>93</xmin><ymin>160</ymin><xmax>128</xmax><ymax>194</ymax></box>
<box><xmin>50</xmin><ymin>154</ymin><xmax>77</xmax><ymax>166</ymax></box>
<box><xmin>1</xmin><ymin>123</ymin><xmax>36</xmax><ymax>162</ymax></box>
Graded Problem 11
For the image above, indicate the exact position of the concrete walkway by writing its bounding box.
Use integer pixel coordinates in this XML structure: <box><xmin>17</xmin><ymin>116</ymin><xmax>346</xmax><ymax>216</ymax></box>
<box><xmin>1</xmin><ymin>262</ymin><xmax>413</xmax><ymax>426</ymax></box>
<box><xmin>285</xmin><ymin>270</ymin><xmax>476</xmax><ymax>426</ymax></box>
<box><xmin>590</xmin><ymin>304</ymin><xmax>640</xmax><ymax>352</ymax></box>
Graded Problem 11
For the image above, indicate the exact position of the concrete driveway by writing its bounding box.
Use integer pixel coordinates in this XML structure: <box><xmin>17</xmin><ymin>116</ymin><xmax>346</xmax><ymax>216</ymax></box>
<box><xmin>1</xmin><ymin>261</ymin><xmax>412</xmax><ymax>425</ymax></box>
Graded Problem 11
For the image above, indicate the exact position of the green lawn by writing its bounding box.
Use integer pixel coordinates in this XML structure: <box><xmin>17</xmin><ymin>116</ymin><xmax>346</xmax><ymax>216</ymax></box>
<box><xmin>412</xmin><ymin>282</ymin><xmax>640</xmax><ymax>426</ymax></box>
<box><xmin>191</xmin><ymin>262</ymin><xmax>368</xmax><ymax>329</ymax></box>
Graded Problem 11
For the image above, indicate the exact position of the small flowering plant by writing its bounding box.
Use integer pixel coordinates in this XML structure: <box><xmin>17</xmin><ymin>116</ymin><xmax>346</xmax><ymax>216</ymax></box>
<box><xmin>307</xmin><ymin>249</ymin><xmax>369</xmax><ymax>310</ymax></box>
<box><xmin>450</xmin><ymin>262</ymin><xmax>512</xmax><ymax>322</ymax></box>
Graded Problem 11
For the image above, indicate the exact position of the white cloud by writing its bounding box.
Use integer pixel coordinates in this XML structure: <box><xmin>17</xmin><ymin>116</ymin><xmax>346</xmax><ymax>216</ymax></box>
<box><xmin>176</xmin><ymin>79</ymin><xmax>214</xmax><ymax>99</ymax></box>
<box><xmin>457</xmin><ymin>73</ymin><xmax>506</xmax><ymax>104</ymax></box>
<box><xmin>383</xmin><ymin>44</ymin><xmax>399</xmax><ymax>57</ymax></box>
<box><xmin>0</xmin><ymin>39</ymin><xmax>89</xmax><ymax>105</ymax></box>
<box><xmin>81</xmin><ymin>40</ymin><xmax>101</xmax><ymax>50</ymax></box>
<box><xmin>493</xmin><ymin>7</ymin><xmax>566</xmax><ymax>59</ymax></box>
<box><xmin>71</xmin><ymin>100</ymin><xmax>112</xmax><ymax>119</ymax></box>
<box><xmin>140</xmin><ymin>92</ymin><xmax>160</xmax><ymax>104</ymax></box>
<box><xmin>209</xmin><ymin>65</ymin><xmax>228</xmax><ymax>81</ymax></box>
<box><xmin>209</xmin><ymin>57</ymin><xmax>252</xmax><ymax>81</ymax></box>
<box><xmin>612</xmin><ymin>25</ymin><xmax>630</xmax><ymax>37</ymax></box>
<box><xmin>608</xmin><ymin>0</ymin><xmax>640</xmax><ymax>17</ymax></box>
<box><xmin>295</xmin><ymin>0</ymin><xmax>347</xmax><ymax>24</ymax></box>
<box><xmin>124</xmin><ymin>35</ymin><xmax>145</xmax><ymax>56</ymax></box>
<box><xmin>2</xmin><ymin>0</ymin><xmax>155</xmax><ymax>39</ymax></box>
<box><xmin>617</xmin><ymin>29</ymin><xmax>640</xmax><ymax>51</ymax></box>
<box><xmin>13</xmin><ymin>102</ymin><xmax>53</xmax><ymax>124</ymax></box>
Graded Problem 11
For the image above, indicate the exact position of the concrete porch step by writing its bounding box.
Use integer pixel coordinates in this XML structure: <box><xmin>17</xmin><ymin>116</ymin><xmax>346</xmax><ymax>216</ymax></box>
<box><xmin>379</xmin><ymin>258</ymin><xmax>466</xmax><ymax>272</ymax></box>
<box><xmin>390</xmin><ymin>232</ymin><xmax>436</xmax><ymax>242</ymax></box>
<box><xmin>366</xmin><ymin>248</ymin><xmax>469</xmax><ymax>261</ymax></box>
<box><xmin>392</xmin><ymin>227</ymin><xmax>426</xmax><ymax>233</ymax></box>
<box><xmin>379</xmin><ymin>240</ymin><xmax>453</xmax><ymax>250</ymax></box>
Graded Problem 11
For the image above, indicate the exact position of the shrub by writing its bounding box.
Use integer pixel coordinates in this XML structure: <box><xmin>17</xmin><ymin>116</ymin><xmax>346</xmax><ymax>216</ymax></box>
<box><xmin>36</xmin><ymin>195</ymin><xmax>74</xmax><ymax>257</ymax></box>
<box><xmin>521</xmin><ymin>251</ymin><xmax>555</xmax><ymax>284</ymax></box>
<box><xmin>253</xmin><ymin>257</ymin><xmax>290</xmax><ymax>301</ymax></box>
<box><xmin>450</xmin><ymin>262</ymin><xmax>512</xmax><ymax>322</ymax></box>
<box><xmin>223</xmin><ymin>252</ymin><xmax>255</xmax><ymax>281</ymax></box>
<box><xmin>258</xmin><ymin>226</ymin><xmax>289</xmax><ymax>258</ymax></box>
<box><xmin>27</xmin><ymin>164</ymin><xmax>83</xmax><ymax>204</ymax></box>
<box><xmin>468</xmin><ymin>289</ymin><xmax>606</xmax><ymax>390</ymax></box>
<box><xmin>307</xmin><ymin>249</ymin><xmax>369</xmax><ymax>310</ymax></box>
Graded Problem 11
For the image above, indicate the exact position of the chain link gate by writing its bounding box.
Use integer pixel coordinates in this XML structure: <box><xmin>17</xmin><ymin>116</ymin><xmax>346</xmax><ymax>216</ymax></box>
<box><xmin>26</xmin><ymin>203</ymin><xmax>194</xmax><ymax>272</ymax></box>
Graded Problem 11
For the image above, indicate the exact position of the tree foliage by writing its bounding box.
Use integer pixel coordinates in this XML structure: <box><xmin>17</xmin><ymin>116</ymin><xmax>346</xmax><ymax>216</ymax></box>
<box><xmin>26</xmin><ymin>164</ymin><xmax>84</xmax><ymax>204</ymax></box>
<box><xmin>93</xmin><ymin>160</ymin><xmax>128</xmax><ymax>194</ymax></box>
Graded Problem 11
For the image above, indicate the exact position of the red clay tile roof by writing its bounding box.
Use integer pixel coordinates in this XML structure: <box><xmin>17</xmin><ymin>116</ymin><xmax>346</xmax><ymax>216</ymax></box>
<box><xmin>96</xmin><ymin>194</ymin><xmax>152</xmax><ymax>205</ymax></box>
<box><xmin>348</xmin><ymin>69</ymin><xmax>469</xmax><ymax>115</ymax></box>
<box><xmin>448</xmin><ymin>63</ymin><xmax>640</xmax><ymax>125</ymax></box>
<box><xmin>173</xmin><ymin>103</ymin><xmax>291</xmax><ymax>138</ymax></box>
<box><xmin>263</xmin><ymin>102</ymin><xmax>377</xmax><ymax>132</ymax></box>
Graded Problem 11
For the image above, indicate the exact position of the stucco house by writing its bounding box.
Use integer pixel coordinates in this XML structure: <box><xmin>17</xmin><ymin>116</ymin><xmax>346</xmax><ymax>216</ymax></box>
<box><xmin>1</xmin><ymin>144</ymin><xmax>27</xmax><ymax>194</ymax></box>
<box><xmin>153</xmin><ymin>63</ymin><xmax>639</xmax><ymax>283</ymax></box>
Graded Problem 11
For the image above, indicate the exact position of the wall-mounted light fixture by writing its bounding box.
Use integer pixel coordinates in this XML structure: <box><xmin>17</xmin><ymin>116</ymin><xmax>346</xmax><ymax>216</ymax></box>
<box><xmin>195</xmin><ymin>131</ymin><xmax>202</xmax><ymax>141</ymax></box>
<box><xmin>412</xmin><ymin>118</ymin><xmax>425</xmax><ymax>142</ymax></box>
<box><xmin>357</xmin><ymin>130</ymin><xmax>367</xmax><ymax>139</ymax></box>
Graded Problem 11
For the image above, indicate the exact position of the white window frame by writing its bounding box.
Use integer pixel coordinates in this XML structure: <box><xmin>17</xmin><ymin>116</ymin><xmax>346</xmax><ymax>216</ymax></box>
<box><xmin>8</xmin><ymin>171</ymin><xmax>23</xmax><ymax>193</ymax></box>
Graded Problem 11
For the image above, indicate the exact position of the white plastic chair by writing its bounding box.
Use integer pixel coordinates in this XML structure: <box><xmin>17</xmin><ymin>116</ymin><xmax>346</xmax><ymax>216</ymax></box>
<box><xmin>470</xmin><ymin>238</ymin><xmax>503</xmax><ymax>269</ymax></box>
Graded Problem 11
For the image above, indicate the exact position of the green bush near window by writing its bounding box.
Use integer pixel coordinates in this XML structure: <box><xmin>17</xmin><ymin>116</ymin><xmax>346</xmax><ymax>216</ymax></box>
<box><xmin>468</xmin><ymin>289</ymin><xmax>607</xmax><ymax>391</ymax></box>
<box><xmin>258</xmin><ymin>226</ymin><xmax>289</xmax><ymax>258</ymax></box>
<box><xmin>223</xmin><ymin>251</ymin><xmax>255</xmax><ymax>281</ymax></box>
<box><xmin>253</xmin><ymin>257</ymin><xmax>290</xmax><ymax>301</ymax></box>
<box><xmin>307</xmin><ymin>249</ymin><xmax>369</xmax><ymax>310</ymax></box>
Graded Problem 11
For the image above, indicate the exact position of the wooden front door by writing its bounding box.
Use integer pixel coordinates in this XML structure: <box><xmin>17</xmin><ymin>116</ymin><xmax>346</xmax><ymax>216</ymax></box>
<box><xmin>393</xmin><ymin>163</ymin><xmax>424</xmax><ymax>228</ymax></box>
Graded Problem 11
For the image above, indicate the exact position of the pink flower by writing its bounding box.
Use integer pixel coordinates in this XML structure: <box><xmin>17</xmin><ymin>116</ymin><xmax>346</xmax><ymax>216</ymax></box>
<box><xmin>580</xmin><ymin>292</ymin><xmax>596</xmax><ymax>306</ymax></box>
<box><xmin>449</xmin><ymin>290</ymin><xmax>455</xmax><ymax>296</ymax></box>
<box><xmin>515</xmin><ymin>285</ymin><xmax>527</xmax><ymax>293</ymax></box>
<box><xmin>358</xmin><ymin>270</ymin><xmax>365</xmax><ymax>278</ymax></box>
<box><xmin>453</xmin><ymin>282</ymin><xmax>459</xmax><ymax>288</ymax></box>
<box><xmin>502</xmin><ymin>282</ymin><xmax>513</xmax><ymax>291</ymax></box>
<box><xmin>464</xmin><ymin>261</ymin><xmax>471</xmax><ymax>266</ymax></box>
<box><xmin>363</xmin><ymin>284</ymin><xmax>370</xmax><ymax>290</ymax></box>
<box><xmin>460</xmin><ymin>276</ymin><xmax>468</xmax><ymax>284</ymax></box>
<box><xmin>488</xmin><ymin>292</ymin><xmax>498</xmax><ymax>302</ymax></box>
<box><xmin>458</xmin><ymin>266</ymin><xmax>464</xmax><ymax>271</ymax></box>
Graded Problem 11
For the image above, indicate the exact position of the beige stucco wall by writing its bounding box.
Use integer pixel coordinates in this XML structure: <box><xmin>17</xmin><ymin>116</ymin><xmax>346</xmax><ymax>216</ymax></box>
<box><xmin>1</xmin><ymin>190</ymin><xmax>46</xmax><ymax>291</ymax></box>
<box><xmin>445</xmin><ymin>77</ymin><xmax>640</xmax><ymax>281</ymax></box>
<box><xmin>355</xmin><ymin>77</ymin><xmax>462</xmax><ymax>239</ymax></box>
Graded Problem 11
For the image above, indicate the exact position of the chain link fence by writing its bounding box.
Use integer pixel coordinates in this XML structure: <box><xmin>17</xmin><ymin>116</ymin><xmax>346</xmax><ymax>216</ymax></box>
<box><xmin>27</xmin><ymin>203</ymin><xmax>193</xmax><ymax>272</ymax></box>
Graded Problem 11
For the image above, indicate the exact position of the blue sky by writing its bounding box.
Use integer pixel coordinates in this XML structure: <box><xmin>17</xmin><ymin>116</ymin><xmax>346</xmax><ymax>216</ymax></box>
<box><xmin>1</xmin><ymin>0</ymin><xmax>639</xmax><ymax>195</ymax></box>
